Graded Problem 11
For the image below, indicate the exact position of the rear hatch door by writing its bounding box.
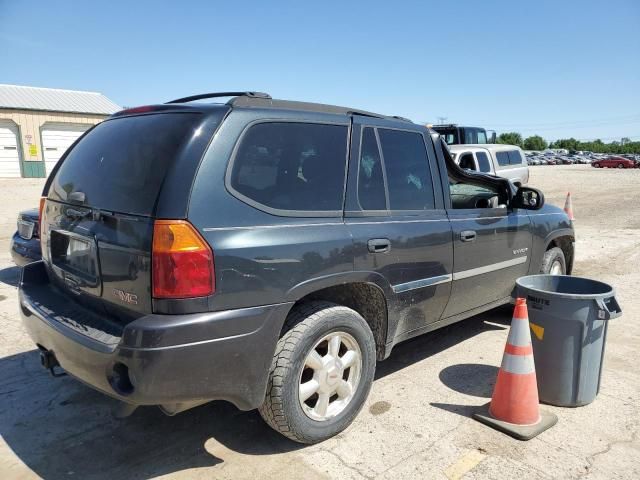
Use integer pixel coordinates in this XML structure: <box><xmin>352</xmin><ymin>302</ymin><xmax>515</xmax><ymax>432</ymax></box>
<box><xmin>41</xmin><ymin>112</ymin><xmax>207</xmax><ymax>321</ymax></box>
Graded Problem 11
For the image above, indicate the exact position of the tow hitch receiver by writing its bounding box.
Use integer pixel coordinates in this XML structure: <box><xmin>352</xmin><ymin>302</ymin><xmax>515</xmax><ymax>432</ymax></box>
<box><xmin>39</xmin><ymin>349</ymin><xmax>66</xmax><ymax>377</ymax></box>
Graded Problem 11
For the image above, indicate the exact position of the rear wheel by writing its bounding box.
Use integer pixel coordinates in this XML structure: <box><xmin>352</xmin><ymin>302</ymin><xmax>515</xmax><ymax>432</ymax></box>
<box><xmin>541</xmin><ymin>247</ymin><xmax>566</xmax><ymax>275</ymax></box>
<box><xmin>618</xmin><ymin>163</ymin><xmax>624</xmax><ymax>169</ymax></box>
<box><xmin>259</xmin><ymin>302</ymin><xmax>376</xmax><ymax>444</ymax></box>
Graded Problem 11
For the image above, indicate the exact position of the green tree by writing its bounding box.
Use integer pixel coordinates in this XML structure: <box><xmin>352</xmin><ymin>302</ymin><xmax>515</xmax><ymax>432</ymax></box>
<box><xmin>523</xmin><ymin>135</ymin><xmax>547</xmax><ymax>151</ymax></box>
<box><xmin>552</xmin><ymin>138</ymin><xmax>579</xmax><ymax>151</ymax></box>
<box><xmin>496</xmin><ymin>132</ymin><xmax>523</xmax><ymax>147</ymax></box>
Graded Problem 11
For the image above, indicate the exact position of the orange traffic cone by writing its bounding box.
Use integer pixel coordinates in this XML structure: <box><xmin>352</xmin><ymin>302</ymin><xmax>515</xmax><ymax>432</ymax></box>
<box><xmin>564</xmin><ymin>192</ymin><xmax>574</xmax><ymax>221</ymax></box>
<box><xmin>473</xmin><ymin>298</ymin><xmax>557</xmax><ymax>440</ymax></box>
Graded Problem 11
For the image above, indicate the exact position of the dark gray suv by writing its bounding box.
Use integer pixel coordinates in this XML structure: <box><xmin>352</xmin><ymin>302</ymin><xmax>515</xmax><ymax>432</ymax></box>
<box><xmin>19</xmin><ymin>92</ymin><xmax>574</xmax><ymax>443</ymax></box>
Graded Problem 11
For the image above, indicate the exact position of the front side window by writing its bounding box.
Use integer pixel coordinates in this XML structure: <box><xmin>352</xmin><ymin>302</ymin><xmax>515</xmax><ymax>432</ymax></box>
<box><xmin>449</xmin><ymin>181</ymin><xmax>502</xmax><ymax>209</ymax></box>
<box><xmin>378</xmin><ymin>129</ymin><xmax>435</xmax><ymax>211</ymax></box>
<box><xmin>458</xmin><ymin>153</ymin><xmax>476</xmax><ymax>170</ymax></box>
<box><xmin>358</xmin><ymin>128</ymin><xmax>387</xmax><ymax>210</ymax></box>
<box><xmin>475</xmin><ymin>151</ymin><xmax>492</xmax><ymax>172</ymax></box>
<box><xmin>230</xmin><ymin>122</ymin><xmax>348</xmax><ymax>212</ymax></box>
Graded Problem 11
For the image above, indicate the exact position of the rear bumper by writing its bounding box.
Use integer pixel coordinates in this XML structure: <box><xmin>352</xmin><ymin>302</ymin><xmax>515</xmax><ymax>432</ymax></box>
<box><xmin>10</xmin><ymin>232</ymin><xmax>42</xmax><ymax>267</ymax></box>
<box><xmin>19</xmin><ymin>261</ymin><xmax>292</xmax><ymax>411</ymax></box>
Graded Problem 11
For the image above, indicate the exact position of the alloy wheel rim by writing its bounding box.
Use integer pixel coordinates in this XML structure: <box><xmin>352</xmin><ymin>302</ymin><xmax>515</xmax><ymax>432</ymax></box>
<box><xmin>298</xmin><ymin>331</ymin><xmax>362</xmax><ymax>422</ymax></box>
<box><xmin>550</xmin><ymin>260</ymin><xmax>564</xmax><ymax>275</ymax></box>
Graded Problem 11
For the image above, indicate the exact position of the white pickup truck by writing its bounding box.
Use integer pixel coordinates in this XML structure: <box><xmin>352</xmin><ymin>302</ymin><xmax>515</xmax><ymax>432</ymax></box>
<box><xmin>449</xmin><ymin>144</ymin><xmax>530</xmax><ymax>186</ymax></box>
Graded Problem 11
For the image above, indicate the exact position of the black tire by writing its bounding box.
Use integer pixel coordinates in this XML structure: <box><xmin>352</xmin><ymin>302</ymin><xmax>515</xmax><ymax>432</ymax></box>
<box><xmin>540</xmin><ymin>247</ymin><xmax>566</xmax><ymax>275</ymax></box>
<box><xmin>259</xmin><ymin>301</ymin><xmax>376</xmax><ymax>444</ymax></box>
<box><xmin>617</xmin><ymin>163</ymin><xmax>624</xmax><ymax>169</ymax></box>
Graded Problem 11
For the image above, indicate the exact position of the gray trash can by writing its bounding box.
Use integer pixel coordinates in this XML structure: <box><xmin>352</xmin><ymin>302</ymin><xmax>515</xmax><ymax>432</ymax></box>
<box><xmin>515</xmin><ymin>275</ymin><xmax>622</xmax><ymax>407</ymax></box>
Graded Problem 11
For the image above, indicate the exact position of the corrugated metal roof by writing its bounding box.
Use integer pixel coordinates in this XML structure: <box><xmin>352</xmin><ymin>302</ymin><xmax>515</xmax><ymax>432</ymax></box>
<box><xmin>0</xmin><ymin>84</ymin><xmax>121</xmax><ymax>115</ymax></box>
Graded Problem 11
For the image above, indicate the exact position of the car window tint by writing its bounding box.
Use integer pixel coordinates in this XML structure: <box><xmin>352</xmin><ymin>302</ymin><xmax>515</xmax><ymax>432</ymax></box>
<box><xmin>508</xmin><ymin>150</ymin><xmax>523</xmax><ymax>165</ymax></box>
<box><xmin>50</xmin><ymin>113</ymin><xmax>203</xmax><ymax>216</ymax></box>
<box><xmin>476</xmin><ymin>151</ymin><xmax>492</xmax><ymax>172</ymax></box>
<box><xmin>496</xmin><ymin>151</ymin><xmax>511</xmax><ymax>166</ymax></box>
<box><xmin>378</xmin><ymin>129</ymin><xmax>435</xmax><ymax>210</ymax></box>
<box><xmin>358</xmin><ymin>128</ymin><xmax>387</xmax><ymax>210</ymax></box>
<box><xmin>231</xmin><ymin>122</ymin><xmax>348</xmax><ymax>212</ymax></box>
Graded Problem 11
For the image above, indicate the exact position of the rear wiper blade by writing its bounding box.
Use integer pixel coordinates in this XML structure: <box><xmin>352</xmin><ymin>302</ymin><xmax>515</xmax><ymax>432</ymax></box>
<box><xmin>65</xmin><ymin>207</ymin><xmax>91</xmax><ymax>219</ymax></box>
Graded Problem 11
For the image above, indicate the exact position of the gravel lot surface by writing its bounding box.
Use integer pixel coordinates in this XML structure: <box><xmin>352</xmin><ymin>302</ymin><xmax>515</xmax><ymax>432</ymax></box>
<box><xmin>0</xmin><ymin>165</ymin><xmax>638</xmax><ymax>479</ymax></box>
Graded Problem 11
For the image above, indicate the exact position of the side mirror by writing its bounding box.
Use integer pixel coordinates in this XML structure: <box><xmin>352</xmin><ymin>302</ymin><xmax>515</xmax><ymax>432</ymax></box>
<box><xmin>512</xmin><ymin>186</ymin><xmax>545</xmax><ymax>210</ymax></box>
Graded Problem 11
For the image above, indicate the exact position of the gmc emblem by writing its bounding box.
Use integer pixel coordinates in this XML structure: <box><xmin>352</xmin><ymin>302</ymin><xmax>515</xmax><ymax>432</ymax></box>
<box><xmin>113</xmin><ymin>288</ymin><xmax>138</xmax><ymax>305</ymax></box>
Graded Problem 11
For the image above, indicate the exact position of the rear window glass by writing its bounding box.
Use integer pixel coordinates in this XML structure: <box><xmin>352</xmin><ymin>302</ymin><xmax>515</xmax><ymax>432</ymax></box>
<box><xmin>230</xmin><ymin>122</ymin><xmax>348</xmax><ymax>212</ymax></box>
<box><xmin>463</xmin><ymin>128</ymin><xmax>488</xmax><ymax>144</ymax></box>
<box><xmin>50</xmin><ymin>113</ymin><xmax>201</xmax><ymax>216</ymax></box>
<box><xmin>432</xmin><ymin>127</ymin><xmax>458</xmax><ymax>145</ymax></box>
<box><xmin>496</xmin><ymin>151</ymin><xmax>511</xmax><ymax>166</ymax></box>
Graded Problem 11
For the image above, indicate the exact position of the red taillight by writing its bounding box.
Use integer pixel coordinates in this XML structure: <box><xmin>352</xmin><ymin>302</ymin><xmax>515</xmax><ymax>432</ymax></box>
<box><xmin>152</xmin><ymin>220</ymin><xmax>215</xmax><ymax>299</ymax></box>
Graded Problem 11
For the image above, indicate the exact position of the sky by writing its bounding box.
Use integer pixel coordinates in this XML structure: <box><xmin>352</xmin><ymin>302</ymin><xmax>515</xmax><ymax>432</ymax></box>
<box><xmin>1</xmin><ymin>0</ymin><xmax>638</xmax><ymax>142</ymax></box>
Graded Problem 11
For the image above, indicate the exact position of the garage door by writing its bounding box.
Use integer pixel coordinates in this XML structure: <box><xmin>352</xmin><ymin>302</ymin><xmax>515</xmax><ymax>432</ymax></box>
<box><xmin>0</xmin><ymin>124</ymin><xmax>21</xmax><ymax>177</ymax></box>
<box><xmin>42</xmin><ymin>125</ymin><xmax>90</xmax><ymax>176</ymax></box>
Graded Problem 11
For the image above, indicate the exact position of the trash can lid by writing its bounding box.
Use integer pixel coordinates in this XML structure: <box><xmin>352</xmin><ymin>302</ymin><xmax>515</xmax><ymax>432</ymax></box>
<box><xmin>516</xmin><ymin>275</ymin><xmax>615</xmax><ymax>300</ymax></box>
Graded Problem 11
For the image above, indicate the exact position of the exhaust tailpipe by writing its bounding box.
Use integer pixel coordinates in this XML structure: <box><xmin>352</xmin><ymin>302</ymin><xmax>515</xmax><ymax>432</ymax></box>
<box><xmin>39</xmin><ymin>349</ymin><xmax>65</xmax><ymax>377</ymax></box>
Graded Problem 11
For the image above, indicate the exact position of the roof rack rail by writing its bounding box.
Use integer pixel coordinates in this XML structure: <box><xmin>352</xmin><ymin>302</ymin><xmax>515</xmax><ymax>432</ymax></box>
<box><xmin>166</xmin><ymin>91</ymin><xmax>271</xmax><ymax>104</ymax></box>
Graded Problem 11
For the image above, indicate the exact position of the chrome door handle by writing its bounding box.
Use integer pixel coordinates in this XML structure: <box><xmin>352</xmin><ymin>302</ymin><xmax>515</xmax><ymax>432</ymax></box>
<box><xmin>367</xmin><ymin>238</ymin><xmax>391</xmax><ymax>253</ymax></box>
<box><xmin>460</xmin><ymin>230</ymin><xmax>476</xmax><ymax>242</ymax></box>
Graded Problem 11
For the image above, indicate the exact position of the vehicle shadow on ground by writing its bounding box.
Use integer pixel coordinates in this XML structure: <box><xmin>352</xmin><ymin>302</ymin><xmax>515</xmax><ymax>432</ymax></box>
<box><xmin>0</xmin><ymin>306</ymin><xmax>511</xmax><ymax>479</ymax></box>
<box><xmin>0</xmin><ymin>266</ymin><xmax>20</xmax><ymax>287</ymax></box>
<box><xmin>375</xmin><ymin>305</ymin><xmax>510</xmax><ymax>380</ymax></box>
<box><xmin>428</xmin><ymin>310</ymin><xmax>509</xmax><ymax>418</ymax></box>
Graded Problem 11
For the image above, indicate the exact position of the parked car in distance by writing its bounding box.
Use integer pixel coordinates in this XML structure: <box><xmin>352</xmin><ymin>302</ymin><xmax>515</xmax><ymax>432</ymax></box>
<box><xmin>448</xmin><ymin>144</ymin><xmax>530</xmax><ymax>186</ymax></box>
<box><xmin>20</xmin><ymin>91</ymin><xmax>574</xmax><ymax>444</ymax></box>
<box><xmin>10</xmin><ymin>208</ymin><xmax>41</xmax><ymax>266</ymax></box>
<box><xmin>591</xmin><ymin>156</ymin><xmax>637</xmax><ymax>168</ymax></box>
<box><xmin>430</xmin><ymin>124</ymin><xmax>495</xmax><ymax>144</ymax></box>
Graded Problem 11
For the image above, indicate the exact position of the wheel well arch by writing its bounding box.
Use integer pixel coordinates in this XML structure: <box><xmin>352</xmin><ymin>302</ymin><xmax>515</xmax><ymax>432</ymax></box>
<box><xmin>546</xmin><ymin>235</ymin><xmax>574</xmax><ymax>274</ymax></box>
<box><xmin>288</xmin><ymin>282</ymin><xmax>389</xmax><ymax>360</ymax></box>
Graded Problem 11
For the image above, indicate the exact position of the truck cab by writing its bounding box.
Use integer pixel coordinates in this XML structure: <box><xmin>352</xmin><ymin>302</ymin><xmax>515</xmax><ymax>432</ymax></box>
<box><xmin>449</xmin><ymin>144</ymin><xmax>530</xmax><ymax>187</ymax></box>
<box><xmin>430</xmin><ymin>124</ymin><xmax>496</xmax><ymax>145</ymax></box>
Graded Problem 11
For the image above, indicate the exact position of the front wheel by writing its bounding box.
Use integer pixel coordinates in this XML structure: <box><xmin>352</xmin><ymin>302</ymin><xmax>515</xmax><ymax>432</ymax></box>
<box><xmin>618</xmin><ymin>163</ymin><xmax>625</xmax><ymax>169</ymax></box>
<box><xmin>259</xmin><ymin>302</ymin><xmax>376</xmax><ymax>444</ymax></box>
<box><xmin>541</xmin><ymin>247</ymin><xmax>566</xmax><ymax>275</ymax></box>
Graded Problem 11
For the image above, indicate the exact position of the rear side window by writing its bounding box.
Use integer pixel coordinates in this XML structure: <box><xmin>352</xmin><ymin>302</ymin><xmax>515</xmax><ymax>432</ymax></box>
<box><xmin>230</xmin><ymin>122</ymin><xmax>348</xmax><ymax>212</ymax></box>
<box><xmin>358</xmin><ymin>128</ymin><xmax>387</xmax><ymax>210</ymax></box>
<box><xmin>476</xmin><ymin>151</ymin><xmax>492</xmax><ymax>172</ymax></box>
<box><xmin>378</xmin><ymin>129</ymin><xmax>435</xmax><ymax>211</ymax></box>
<box><xmin>508</xmin><ymin>150</ymin><xmax>523</xmax><ymax>164</ymax></box>
<box><xmin>50</xmin><ymin>113</ymin><xmax>202</xmax><ymax>216</ymax></box>
<box><xmin>496</xmin><ymin>151</ymin><xmax>511</xmax><ymax>166</ymax></box>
